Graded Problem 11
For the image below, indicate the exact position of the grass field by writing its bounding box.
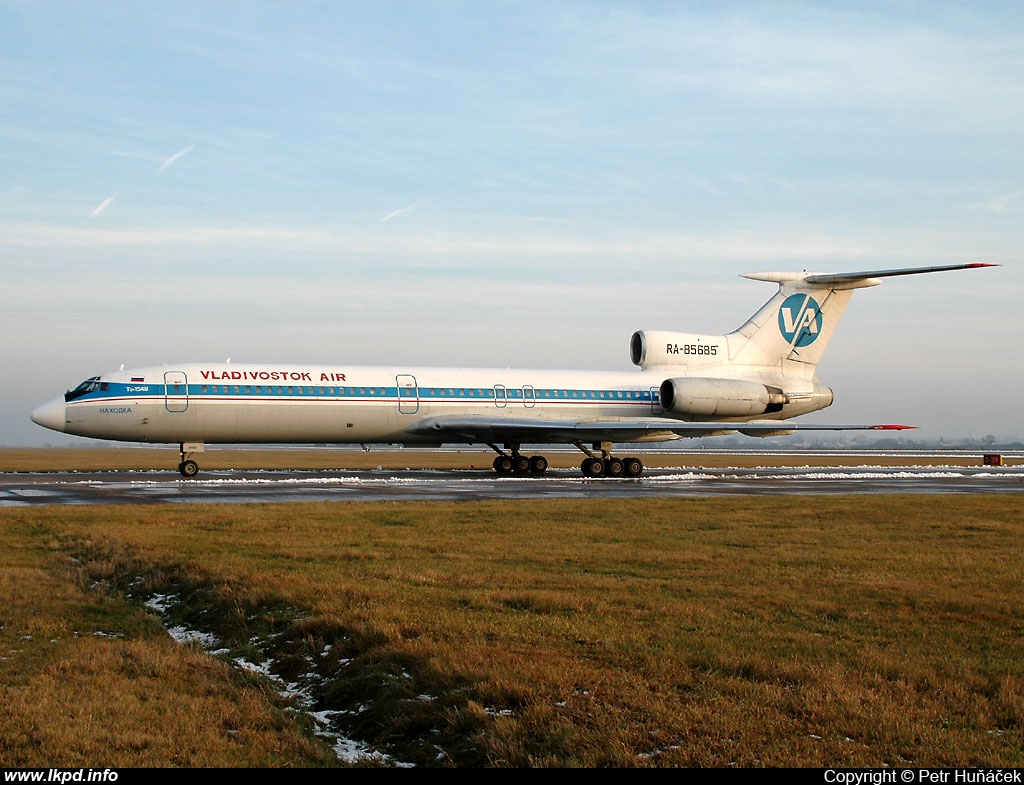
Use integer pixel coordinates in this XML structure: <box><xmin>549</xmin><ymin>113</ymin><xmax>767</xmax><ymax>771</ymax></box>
<box><xmin>0</xmin><ymin>469</ymin><xmax>1021</xmax><ymax>767</ymax></box>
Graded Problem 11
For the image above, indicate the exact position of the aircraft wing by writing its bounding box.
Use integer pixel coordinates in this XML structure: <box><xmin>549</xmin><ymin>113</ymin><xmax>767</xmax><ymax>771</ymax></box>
<box><xmin>405</xmin><ymin>415</ymin><xmax>913</xmax><ymax>444</ymax></box>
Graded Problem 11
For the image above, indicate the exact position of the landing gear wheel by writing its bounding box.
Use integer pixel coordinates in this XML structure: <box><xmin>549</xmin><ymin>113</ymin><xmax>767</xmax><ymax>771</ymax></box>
<box><xmin>178</xmin><ymin>459</ymin><xmax>199</xmax><ymax>478</ymax></box>
<box><xmin>529</xmin><ymin>455</ymin><xmax>548</xmax><ymax>474</ymax></box>
<box><xmin>512</xmin><ymin>455</ymin><xmax>532</xmax><ymax>474</ymax></box>
<box><xmin>604</xmin><ymin>458</ymin><xmax>624</xmax><ymax>477</ymax></box>
<box><xmin>581</xmin><ymin>457</ymin><xmax>605</xmax><ymax>477</ymax></box>
<box><xmin>493</xmin><ymin>455</ymin><xmax>514</xmax><ymax>474</ymax></box>
<box><xmin>623</xmin><ymin>457</ymin><xmax>644</xmax><ymax>478</ymax></box>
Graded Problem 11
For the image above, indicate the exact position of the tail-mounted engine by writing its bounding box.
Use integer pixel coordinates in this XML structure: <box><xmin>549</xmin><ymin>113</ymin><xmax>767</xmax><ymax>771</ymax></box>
<box><xmin>630</xmin><ymin>330</ymin><xmax>725</xmax><ymax>368</ymax></box>
<box><xmin>659</xmin><ymin>377</ymin><xmax>789</xmax><ymax>417</ymax></box>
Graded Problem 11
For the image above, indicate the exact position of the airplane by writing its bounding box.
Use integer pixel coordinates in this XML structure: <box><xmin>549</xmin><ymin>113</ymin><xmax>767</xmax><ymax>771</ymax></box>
<box><xmin>31</xmin><ymin>263</ymin><xmax>994</xmax><ymax>478</ymax></box>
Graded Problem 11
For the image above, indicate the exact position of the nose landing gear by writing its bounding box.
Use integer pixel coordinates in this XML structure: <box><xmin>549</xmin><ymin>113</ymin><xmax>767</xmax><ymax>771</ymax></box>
<box><xmin>177</xmin><ymin>442</ymin><xmax>204</xmax><ymax>477</ymax></box>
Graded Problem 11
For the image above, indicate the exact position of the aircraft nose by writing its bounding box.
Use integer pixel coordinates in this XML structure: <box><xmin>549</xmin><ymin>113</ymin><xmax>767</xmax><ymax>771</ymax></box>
<box><xmin>31</xmin><ymin>397</ymin><xmax>66</xmax><ymax>433</ymax></box>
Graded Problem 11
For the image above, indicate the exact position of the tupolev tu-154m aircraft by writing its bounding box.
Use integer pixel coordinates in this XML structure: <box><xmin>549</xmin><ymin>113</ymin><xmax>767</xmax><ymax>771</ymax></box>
<box><xmin>32</xmin><ymin>263</ymin><xmax>994</xmax><ymax>478</ymax></box>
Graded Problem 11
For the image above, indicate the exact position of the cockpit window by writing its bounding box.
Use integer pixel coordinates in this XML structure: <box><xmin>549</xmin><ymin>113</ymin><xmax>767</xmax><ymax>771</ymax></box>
<box><xmin>65</xmin><ymin>377</ymin><xmax>106</xmax><ymax>402</ymax></box>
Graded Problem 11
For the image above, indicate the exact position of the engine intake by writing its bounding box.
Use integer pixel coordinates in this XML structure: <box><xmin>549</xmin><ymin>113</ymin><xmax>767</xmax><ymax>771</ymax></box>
<box><xmin>659</xmin><ymin>377</ymin><xmax>789</xmax><ymax>417</ymax></box>
<box><xmin>630</xmin><ymin>330</ymin><xmax>724</xmax><ymax>368</ymax></box>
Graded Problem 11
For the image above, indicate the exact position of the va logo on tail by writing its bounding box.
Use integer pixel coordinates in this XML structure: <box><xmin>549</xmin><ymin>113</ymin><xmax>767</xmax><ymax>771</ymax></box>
<box><xmin>778</xmin><ymin>294</ymin><xmax>823</xmax><ymax>346</ymax></box>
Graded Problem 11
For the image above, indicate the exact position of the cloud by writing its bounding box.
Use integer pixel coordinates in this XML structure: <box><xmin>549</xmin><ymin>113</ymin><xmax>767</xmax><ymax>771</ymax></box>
<box><xmin>968</xmin><ymin>191</ymin><xmax>1023</xmax><ymax>214</ymax></box>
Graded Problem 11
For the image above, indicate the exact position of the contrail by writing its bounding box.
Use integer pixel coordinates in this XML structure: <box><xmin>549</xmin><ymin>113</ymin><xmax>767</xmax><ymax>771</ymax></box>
<box><xmin>156</xmin><ymin>144</ymin><xmax>195</xmax><ymax>174</ymax></box>
<box><xmin>89</xmin><ymin>144</ymin><xmax>193</xmax><ymax>216</ymax></box>
<box><xmin>381</xmin><ymin>192</ymin><xmax>446</xmax><ymax>222</ymax></box>
<box><xmin>90</xmin><ymin>193</ymin><xmax>118</xmax><ymax>217</ymax></box>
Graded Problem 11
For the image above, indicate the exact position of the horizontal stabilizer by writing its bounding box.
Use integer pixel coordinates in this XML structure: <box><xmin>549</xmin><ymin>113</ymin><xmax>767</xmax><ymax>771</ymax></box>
<box><xmin>741</xmin><ymin>263</ymin><xmax>996</xmax><ymax>287</ymax></box>
<box><xmin>801</xmin><ymin>263</ymin><xmax>997</xmax><ymax>286</ymax></box>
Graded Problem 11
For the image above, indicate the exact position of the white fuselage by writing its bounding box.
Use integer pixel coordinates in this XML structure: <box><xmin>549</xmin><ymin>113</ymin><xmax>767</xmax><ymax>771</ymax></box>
<box><xmin>32</xmin><ymin>361</ymin><xmax>828</xmax><ymax>447</ymax></box>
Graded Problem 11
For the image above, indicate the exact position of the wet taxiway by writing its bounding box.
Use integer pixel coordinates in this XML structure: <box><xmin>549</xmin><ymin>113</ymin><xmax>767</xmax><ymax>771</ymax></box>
<box><xmin>2</xmin><ymin>463</ymin><xmax>1022</xmax><ymax>505</ymax></box>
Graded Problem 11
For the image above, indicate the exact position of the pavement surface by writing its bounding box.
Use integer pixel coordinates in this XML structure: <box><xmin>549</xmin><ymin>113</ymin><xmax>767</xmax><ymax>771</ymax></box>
<box><xmin>3</xmin><ymin>462</ymin><xmax>1023</xmax><ymax>505</ymax></box>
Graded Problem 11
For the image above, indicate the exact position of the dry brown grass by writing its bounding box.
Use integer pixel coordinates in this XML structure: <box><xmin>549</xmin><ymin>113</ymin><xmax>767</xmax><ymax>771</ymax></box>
<box><xmin>1</xmin><ymin>494</ymin><xmax>1022</xmax><ymax>767</ymax></box>
<box><xmin>0</xmin><ymin>533</ymin><xmax>336</xmax><ymax>767</ymax></box>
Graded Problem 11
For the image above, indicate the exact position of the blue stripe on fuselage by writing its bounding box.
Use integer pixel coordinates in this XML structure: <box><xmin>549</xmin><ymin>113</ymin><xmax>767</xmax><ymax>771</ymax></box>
<box><xmin>69</xmin><ymin>383</ymin><xmax>658</xmax><ymax>405</ymax></box>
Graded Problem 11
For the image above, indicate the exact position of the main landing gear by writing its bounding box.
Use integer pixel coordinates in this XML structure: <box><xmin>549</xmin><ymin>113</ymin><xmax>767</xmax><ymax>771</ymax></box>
<box><xmin>575</xmin><ymin>441</ymin><xmax>644</xmax><ymax>478</ymax></box>
<box><xmin>487</xmin><ymin>443</ymin><xmax>645</xmax><ymax>478</ymax></box>
<box><xmin>488</xmin><ymin>444</ymin><xmax>549</xmax><ymax>475</ymax></box>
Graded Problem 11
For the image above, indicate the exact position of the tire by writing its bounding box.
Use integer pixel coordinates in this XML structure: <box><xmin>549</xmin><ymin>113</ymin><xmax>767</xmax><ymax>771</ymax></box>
<box><xmin>529</xmin><ymin>455</ymin><xmax>548</xmax><ymax>474</ymax></box>
<box><xmin>623</xmin><ymin>457</ymin><xmax>644</xmax><ymax>477</ymax></box>
<box><xmin>493</xmin><ymin>455</ymin><xmax>514</xmax><ymax>473</ymax></box>
<box><xmin>513</xmin><ymin>455</ymin><xmax>532</xmax><ymax>474</ymax></box>
<box><xmin>179</xmin><ymin>460</ymin><xmax>199</xmax><ymax>478</ymax></box>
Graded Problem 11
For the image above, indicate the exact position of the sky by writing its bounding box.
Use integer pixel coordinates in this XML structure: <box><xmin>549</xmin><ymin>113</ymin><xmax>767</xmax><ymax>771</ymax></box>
<box><xmin>2</xmin><ymin>1</ymin><xmax>1021</xmax><ymax>447</ymax></box>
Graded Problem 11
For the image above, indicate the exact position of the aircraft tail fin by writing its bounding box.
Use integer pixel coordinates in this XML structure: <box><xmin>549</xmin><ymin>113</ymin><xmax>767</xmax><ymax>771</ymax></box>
<box><xmin>727</xmin><ymin>263</ymin><xmax>995</xmax><ymax>374</ymax></box>
<box><xmin>630</xmin><ymin>263</ymin><xmax>994</xmax><ymax>375</ymax></box>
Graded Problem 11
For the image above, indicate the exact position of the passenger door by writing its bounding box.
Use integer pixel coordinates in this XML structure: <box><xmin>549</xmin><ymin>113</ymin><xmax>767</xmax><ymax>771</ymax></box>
<box><xmin>164</xmin><ymin>371</ymin><xmax>189</xmax><ymax>413</ymax></box>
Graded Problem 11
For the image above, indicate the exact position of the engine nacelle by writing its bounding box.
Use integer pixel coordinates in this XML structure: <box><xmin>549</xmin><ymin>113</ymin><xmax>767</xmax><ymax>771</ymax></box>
<box><xmin>659</xmin><ymin>377</ymin><xmax>789</xmax><ymax>417</ymax></box>
<box><xmin>630</xmin><ymin>330</ymin><xmax>725</xmax><ymax>368</ymax></box>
